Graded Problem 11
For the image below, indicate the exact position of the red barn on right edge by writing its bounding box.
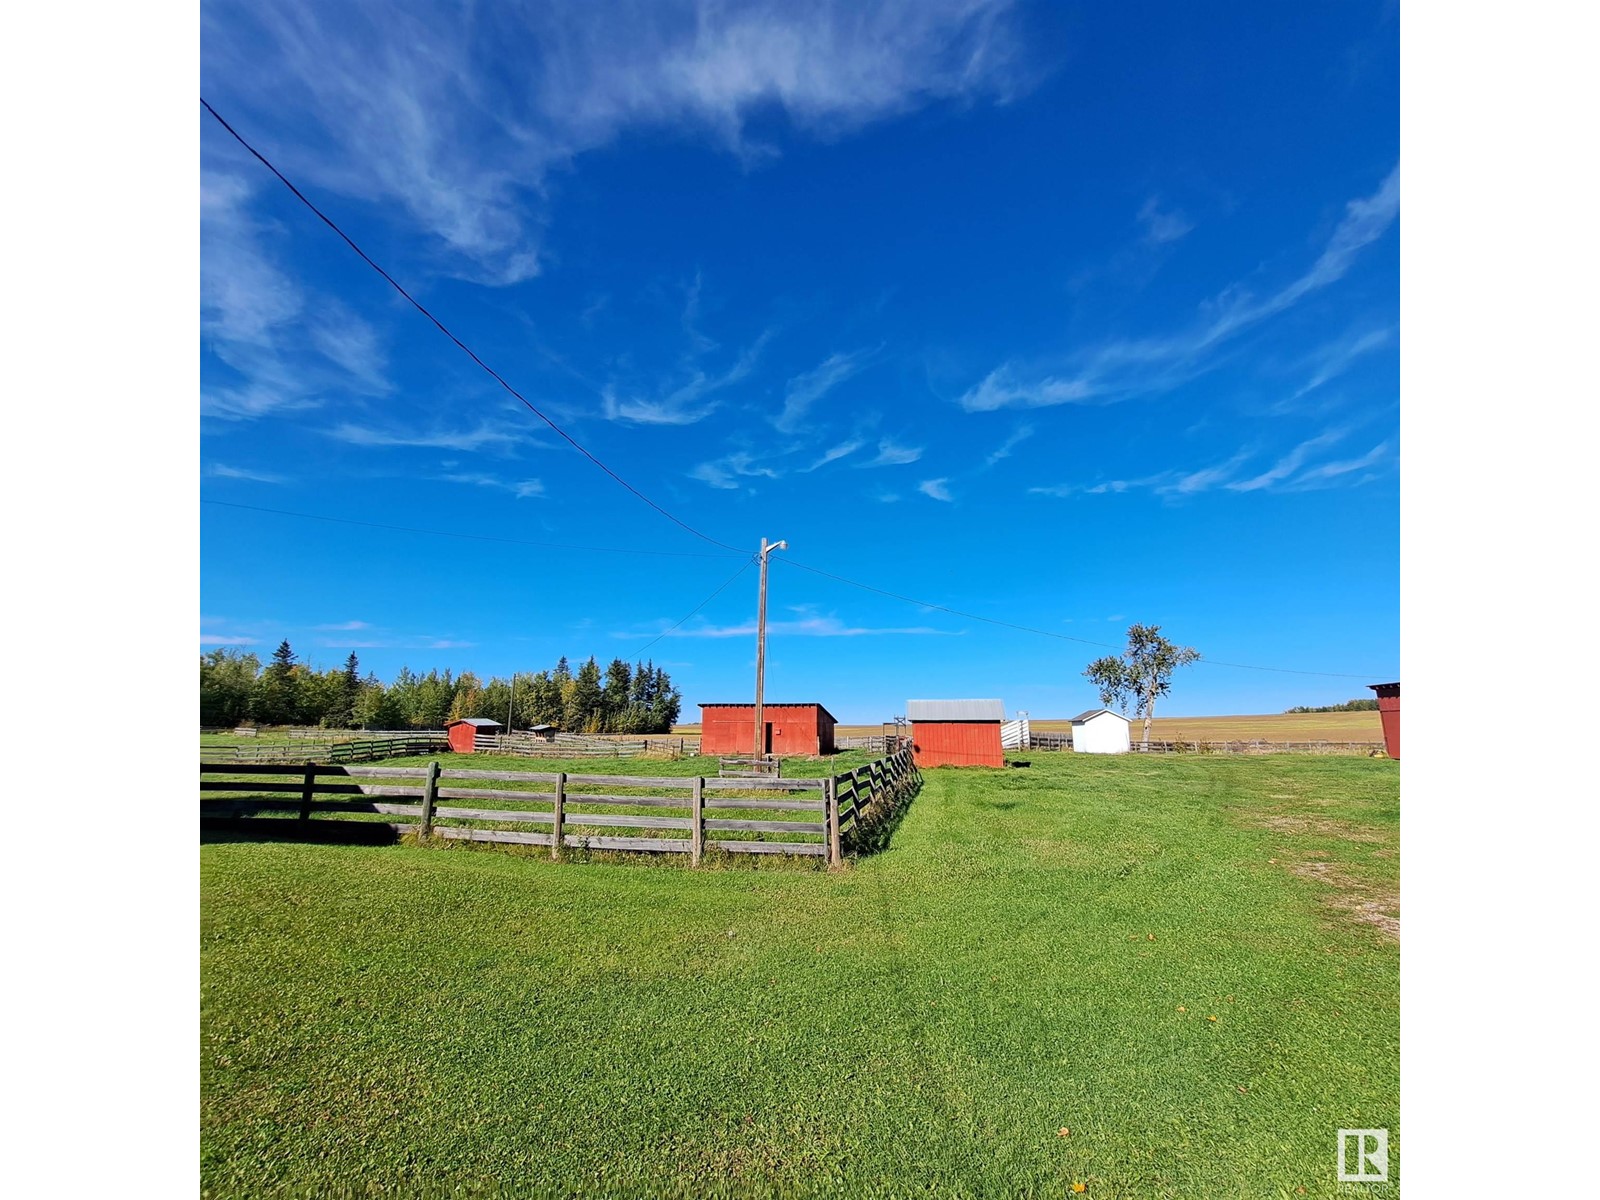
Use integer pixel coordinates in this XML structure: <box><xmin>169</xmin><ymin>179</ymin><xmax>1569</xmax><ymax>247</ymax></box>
<box><xmin>1368</xmin><ymin>682</ymin><xmax>1399</xmax><ymax>760</ymax></box>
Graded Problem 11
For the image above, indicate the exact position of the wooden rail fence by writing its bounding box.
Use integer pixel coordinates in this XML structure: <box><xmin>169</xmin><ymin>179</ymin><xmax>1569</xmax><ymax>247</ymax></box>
<box><xmin>1013</xmin><ymin>734</ymin><xmax>1382</xmax><ymax>755</ymax></box>
<box><xmin>470</xmin><ymin>732</ymin><xmax>699</xmax><ymax>758</ymax></box>
<box><xmin>1124</xmin><ymin>739</ymin><xmax>1384</xmax><ymax>755</ymax></box>
<box><xmin>200</xmin><ymin>746</ymin><xmax>921</xmax><ymax>868</ymax></box>
<box><xmin>199</xmin><ymin>735</ymin><xmax>449</xmax><ymax>764</ymax></box>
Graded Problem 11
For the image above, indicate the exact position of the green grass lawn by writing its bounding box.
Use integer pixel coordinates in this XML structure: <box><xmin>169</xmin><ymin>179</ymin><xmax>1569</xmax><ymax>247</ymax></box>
<box><xmin>201</xmin><ymin>752</ymin><xmax>1398</xmax><ymax>1198</ymax></box>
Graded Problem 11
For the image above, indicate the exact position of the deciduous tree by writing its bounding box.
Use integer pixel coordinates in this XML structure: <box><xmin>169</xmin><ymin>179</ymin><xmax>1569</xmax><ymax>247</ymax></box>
<box><xmin>1084</xmin><ymin>624</ymin><xmax>1200</xmax><ymax>750</ymax></box>
<box><xmin>200</xmin><ymin>649</ymin><xmax>259</xmax><ymax>727</ymax></box>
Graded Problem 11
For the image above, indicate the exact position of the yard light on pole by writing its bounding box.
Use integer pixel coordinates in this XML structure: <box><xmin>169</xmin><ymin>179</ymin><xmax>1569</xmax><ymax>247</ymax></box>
<box><xmin>754</xmin><ymin>537</ymin><xmax>787</xmax><ymax>758</ymax></box>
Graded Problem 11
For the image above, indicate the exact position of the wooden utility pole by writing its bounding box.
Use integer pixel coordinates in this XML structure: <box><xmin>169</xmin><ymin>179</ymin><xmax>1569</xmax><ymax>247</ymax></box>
<box><xmin>753</xmin><ymin>536</ymin><xmax>787</xmax><ymax>758</ymax></box>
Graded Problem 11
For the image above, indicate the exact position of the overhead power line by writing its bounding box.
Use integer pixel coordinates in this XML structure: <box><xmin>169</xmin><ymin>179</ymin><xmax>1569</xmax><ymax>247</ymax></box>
<box><xmin>200</xmin><ymin>97</ymin><xmax>744</xmax><ymax>555</ymax></box>
<box><xmin>776</xmin><ymin>557</ymin><xmax>1388</xmax><ymax>681</ymax></box>
<box><xmin>201</xmin><ymin>499</ymin><xmax>747</xmax><ymax>559</ymax></box>
<box><xmin>634</xmin><ymin>557</ymin><xmax>757</xmax><ymax>654</ymax></box>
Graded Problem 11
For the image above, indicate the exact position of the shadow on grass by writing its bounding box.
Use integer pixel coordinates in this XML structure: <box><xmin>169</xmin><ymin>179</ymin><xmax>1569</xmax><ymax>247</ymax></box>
<box><xmin>841</xmin><ymin>773</ymin><xmax>923</xmax><ymax>859</ymax></box>
<box><xmin>200</xmin><ymin>817</ymin><xmax>404</xmax><ymax>846</ymax></box>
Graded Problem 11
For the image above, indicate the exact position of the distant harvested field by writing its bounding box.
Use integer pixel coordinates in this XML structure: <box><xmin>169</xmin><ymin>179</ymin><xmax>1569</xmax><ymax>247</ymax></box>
<box><xmin>676</xmin><ymin>711</ymin><xmax>1382</xmax><ymax>743</ymax></box>
<box><xmin>1033</xmin><ymin>710</ymin><xmax>1384</xmax><ymax>743</ymax></box>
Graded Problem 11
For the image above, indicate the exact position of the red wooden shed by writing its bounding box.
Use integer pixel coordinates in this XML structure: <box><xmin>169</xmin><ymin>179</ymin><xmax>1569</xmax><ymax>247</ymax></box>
<box><xmin>698</xmin><ymin>703</ymin><xmax>838</xmax><ymax>757</ymax></box>
<box><xmin>907</xmin><ymin>699</ymin><xmax>1005</xmax><ymax>768</ymax></box>
<box><xmin>1367</xmin><ymin>682</ymin><xmax>1399</xmax><ymax>760</ymax></box>
<box><xmin>446</xmin><ymin>717</ymin><xmax>502</xmax><ymax>754</ymax></box>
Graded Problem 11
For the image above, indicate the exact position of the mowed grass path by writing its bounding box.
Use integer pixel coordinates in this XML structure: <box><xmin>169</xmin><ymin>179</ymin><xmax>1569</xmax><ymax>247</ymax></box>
<box><xmin>201</xmin><ymin>754</ymin><xmax>1398</xmax><ymax>1199</ymax></box>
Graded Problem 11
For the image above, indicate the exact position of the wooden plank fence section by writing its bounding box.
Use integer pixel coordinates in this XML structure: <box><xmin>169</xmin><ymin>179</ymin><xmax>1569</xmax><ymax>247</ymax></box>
<box><xmin>1012</xmin><ymin>734</ymin><xmax>1383</xmax><ymax>754</ymax></box>
<box><xmin>200</xmin><ymin>735</ymin><xmax>450</xmax><ymax>765</ymax></box>
<box><xmin>472</xmin><ymin>733</ymin><xmax>699</xmax><ymax>759</ymax></box>
<box><xmin>1124</xmin><ymin>739</ymin><xmax>1385</xmax><ymax>754</ymax></box>
<box><xmin>201</xmin><ymin>745</ymin><xmax>922</xmax><ymax>868</ymax></box>
<box><xmin>1029</xmin><ymin>731</ymin><xmax>1073</xmax><ymax>751</ymax></box>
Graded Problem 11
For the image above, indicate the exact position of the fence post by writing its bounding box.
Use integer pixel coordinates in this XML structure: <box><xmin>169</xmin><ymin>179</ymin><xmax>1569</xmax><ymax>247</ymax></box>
<box><xmin>691</xmin><ymin>776</ymin><xmax>705</xmax><ymax>866</ymax></box>
<box><xmin>298</xmin><ymin>761</ymin><xmax>317</xmax><ymax>828</ymax></box>
<box><xmin>826</xmin><ymin>776</ymin><xmax>841</xmax><ymax>868</ymax></box>
<box><xmin>416</xmin><ymin>760</ymin><xmax>441</xmax><ymax>840</ymax></box>
<box><xmin>552</xmin><ymin>772</ymin><xmax>567</xmax><ymax>861</ymax></box>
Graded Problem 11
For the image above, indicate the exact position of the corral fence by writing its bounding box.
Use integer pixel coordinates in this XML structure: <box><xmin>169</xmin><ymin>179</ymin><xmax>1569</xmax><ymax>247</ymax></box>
<box><xmin>1124</xmin><ymin>739</ymin><xmax>1385</xmax><ymax>755</ymax></box>
<box><xmin>834</xmin><ymin>734</ymin><xmax>910</xmax><ymax>753</ymax></box>
<box><xmin>472</xmin><ymin>731</ymin><xmax>699</xmax><ymax>758</ymax></box>
<box><xmin>200</xmin><ymin>733</ymin><xmax>449</xmax><ymax>764</ymax></box>
<box><xmin>200</xmin><ymin>746</ymin><xmax>921</xmax><ymax>868</ymax></box>
<box><xmin>1027</xmin><ymin>731</ymin><xmax>1072</xmax><ymax>751</ymax></box>
<box><xmin>1006</xmin><ymin>732</ymin><xmax>1381</xmax><ymax>755</ymax></box>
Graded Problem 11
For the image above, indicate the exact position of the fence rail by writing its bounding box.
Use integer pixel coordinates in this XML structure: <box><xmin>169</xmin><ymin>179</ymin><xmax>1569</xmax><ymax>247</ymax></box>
<box><xmin>1014</xmin><ymin>735</ymin><xmax>1381</xmax><ymax>755</ymax></box>
<box><xmin>1123</xmin><ymin>739</ymin><xmax>1385</xmax><ymax>755</ymax></box>
<box><xmin>200</xmin><ymin>734</ymin><xmax>449</xmax><ymax>764</ymax></box>
<box><xmin>471</xmin><ymin>732</ymin><xmax>698</xmax><ymax>758</ymax></box>
<box><xmin>1028</xmin><ymin>731</ymin><xmax>1072</xmax><ymax>750</ymax></box>
<box><xmin>200</xmin><ymin>746</ymin><xmax>921</xmax><ymax>867</ymax></box>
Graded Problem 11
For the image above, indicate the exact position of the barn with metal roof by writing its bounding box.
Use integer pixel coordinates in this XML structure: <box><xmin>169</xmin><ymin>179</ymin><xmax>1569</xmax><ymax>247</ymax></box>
<box><xmin>446</xmin><ymin>717</ymin><xmax>502</xmax><ymax>754</ymax></box>
<box><xmin>906</xmin><ymin>698</ymin><xmax>1005</xmax><ymax>768</ymax></box>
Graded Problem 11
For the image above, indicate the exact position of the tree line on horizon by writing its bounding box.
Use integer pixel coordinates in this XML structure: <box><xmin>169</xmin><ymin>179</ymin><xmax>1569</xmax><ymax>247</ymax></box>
<box><xmin>1283</xmin><ymin>699</ymin><xmax>1379</xmax><ymax>713</ymax></box>
<box><xmin>200</xmin><ymin>643</ymin><xmax>683</xmax><ymax>734</ymax></box>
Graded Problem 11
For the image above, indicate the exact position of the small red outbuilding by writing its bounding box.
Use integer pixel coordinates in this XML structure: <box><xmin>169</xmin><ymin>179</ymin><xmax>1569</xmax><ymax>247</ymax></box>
<box><xmin>698</xmin><ymin>703</ymin><xmax>837</xmax><ymax>757</ymax></box>
<box><xmin>446</xmin><ymin>717</ymin><xmax>503</xmax><ymax>754</ymax></box>
<box><xmin>1367</xmin><ymin>682</ymin><xmax>1399</xmax><ymax>760</ymax></box>
<box><xmin>907</xmin><ymin>699</ymin><xmax>1005</xmax><ymax>768</ymax></box>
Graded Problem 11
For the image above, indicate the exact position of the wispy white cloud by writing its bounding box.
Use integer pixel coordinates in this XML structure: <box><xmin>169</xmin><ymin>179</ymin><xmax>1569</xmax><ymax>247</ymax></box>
<box><xmin>200</xmin><ymin>169</ymin><xmax>390</xmax><ymax>420</ymax></box>
<box><xmin>1138</xmin><ymin>196</ymin><xmax>1194</xmax><ymax>245</ymax></box>
<box><xmin>958</xmin><ymin>169</ymin><xmax>1400</xmax><ymax>412</ymax></box>
<box><xmin>206</xmin><ymin>463</ymin><xmax>291</xmax><ymax>485</ymax></box>
<box><xmin>1284</xmin><ymin>325</ymin><xmax>1397</xmax><ymax>404</ymax></box>
<box><xmin>440</xmin><ymin>473</ymin><xmax>546</xmax><ymax>499</ymax></box>
<box><xmin>775</xmin><ymin>348</ymin><xmax>874</xmax><ymax>433</ymax></box>
<box><xmin>203</xmin><ymin>0</ymin><xmax>1028</xmax><ymax>283</ymax></box>
<box><xmin>325</xmin><ymin>420</ymin><xmax>540</xmax><ymax>454</ymax></box>
<box><xmin>801</xmin><ymin>439</ymin><xmax>865</xmax><ymax>472</ymax></box>
<box><xmin>983</xmin><ymin>423</ymin><xmax>1033</xmax><ymax>467</ymax></box>
<box><xmin>1163</xmin><ymin>451</ymin><xmax>1255</xmax><ymax>496</ymax></box>
<box><xmin>1224</xmin><ymin>429</ymin><xmax>1347</xmax><ymax>492</ymax></box>
<box><xmin>201</xmin><ymin>616</ymin><xmax>268</xmax><ymax>647</ymax></box>
<box><xmin>602</xmin><ymin>329</ymin><xmax>773</xmax><ymax>426</ymax></box>
<box><xmin>310</xmin><ymin>630</ymin><xmax>478</xmax><ymax>650</ymax></box>
<box><xmin>314</xmin><ymin>620</ymin><xmax>372</xmax><ymax>631</ymax></box>
<box><xmin>200</xmin><ymin>172</ymin><xmax>300</xmax><ymax>348</ymax></box>
<box><xmin>918</xmin><ymin>478</ymin><xmax>954</xmax><ymax>502</ymax></box>
<box><xmin>688</xmin><ymin>451</ymin><xmax>781</xmax><ymax>490</ymax></box>
<box><xmin>619</xmin><ymin>614</ymin><xmax>959</xmax><ymax>639</ymax></box>
<box><xmin>1290</xmin><ymin>441</ymin><xmax>1391</xmax><ymax>486</ymax></box>
<box><xmin>959</xmin><ymin>369</ymin><xmax>1095</xmax><ymax>412</ymax></box>
<box><xmin>856</xmin><ymin>439</ymin><xmax>923</xmax><ymax>468</ymax></box>
<box><xmin>308</xmin><ymin>304</ymin><xmax>389</xmax><ymax>392</ymax></box>
<box><xmin>1028</xmin><ymin>427</ymin><xmax>1393</xmax><ymax>497</ymax></box>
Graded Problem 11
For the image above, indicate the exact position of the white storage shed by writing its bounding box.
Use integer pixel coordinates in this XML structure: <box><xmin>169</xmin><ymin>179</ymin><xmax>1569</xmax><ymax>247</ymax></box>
<box><xmin>1070</xmin><ymin>708</ymin><xmax>1131</xmax><ymax>754</ymax></box>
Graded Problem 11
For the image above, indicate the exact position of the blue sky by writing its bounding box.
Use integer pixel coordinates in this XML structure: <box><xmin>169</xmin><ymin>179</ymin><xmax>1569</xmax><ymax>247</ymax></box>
<box><xmin>199</xmin><ymin>0</ymin><xmax>1399</xmax><ymax>722</ymax></box>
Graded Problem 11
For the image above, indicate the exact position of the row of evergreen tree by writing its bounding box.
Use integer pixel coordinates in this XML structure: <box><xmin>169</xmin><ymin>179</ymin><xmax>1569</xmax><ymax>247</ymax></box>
<box><xmin>200</xmin><ymin>642</ymin><xmax>682</xmax><ymax>734</ymax></box>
